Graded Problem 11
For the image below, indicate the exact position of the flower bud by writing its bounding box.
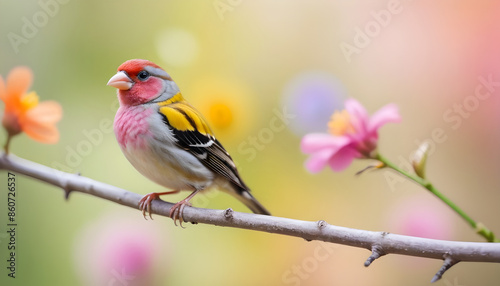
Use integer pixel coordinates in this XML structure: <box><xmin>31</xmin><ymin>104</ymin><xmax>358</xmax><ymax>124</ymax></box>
<box><xmin>411</xmin><ymin>141</ymin><xmax>430</xmax><ymax>178</ymax></box>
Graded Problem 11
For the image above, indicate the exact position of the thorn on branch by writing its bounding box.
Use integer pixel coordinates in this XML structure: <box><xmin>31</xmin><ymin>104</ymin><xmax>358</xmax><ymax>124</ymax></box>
<box><xmin>63</xmin><ymin>172</ymin><xmax>80</xmax><ymax>200</ymax></box>
<box><xmin>364</xmin><ymin>245</ymin><xmax>385</xmax><ymax>267</ymax></box>
<box><xmin>64</xmin><ymin>188</ymin><xmax>73</xmax><ymax>200</ymax></box>
<box><xmin>431</xmin><ymin>255</ymin><xmax>458</xmax><ymax>283</ymax></box>
<box><xmin>224</xmin><ymin>208</ymin><xmax>234</xmax><ymax>219</ymax></box>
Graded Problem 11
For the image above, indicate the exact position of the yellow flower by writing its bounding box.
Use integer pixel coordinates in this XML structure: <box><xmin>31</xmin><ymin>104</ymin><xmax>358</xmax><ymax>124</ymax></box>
<box><xmin>0</xmin><ymin>67</ymin><xmax>62</xmax><ymax>153</ymax></box>
<box><xmin>187</xmin><ymin>77</ymin><xmax>255</xmax><ymax>144</ymax></box>
<box><xmin>207</xmin><ymin>102</ymin><xmax>234</xmax><ymax>130</ymax></box>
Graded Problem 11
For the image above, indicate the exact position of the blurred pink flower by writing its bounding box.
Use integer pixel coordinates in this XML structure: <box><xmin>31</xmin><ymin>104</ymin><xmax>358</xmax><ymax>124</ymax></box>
<box><xmin>301</xmin><ymin>98</ymin><xmax>400</xmax><ymax>172</ymax></box>
<box><xmin>74</xmin><ymin>212</ymin><xmax>171</xmax><ymax>286</ymax></box>
<box><xmin>387</xmin><ymin>195</ymin><xmax>454</xmax><ymax>240</ymax></box>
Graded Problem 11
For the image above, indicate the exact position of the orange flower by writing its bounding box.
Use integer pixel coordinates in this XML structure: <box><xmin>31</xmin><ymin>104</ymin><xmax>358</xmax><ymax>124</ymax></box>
<box><xmin>0</xmin><ymin>67</ymin><xmax>62</xmax><ymax>153</ymax></box>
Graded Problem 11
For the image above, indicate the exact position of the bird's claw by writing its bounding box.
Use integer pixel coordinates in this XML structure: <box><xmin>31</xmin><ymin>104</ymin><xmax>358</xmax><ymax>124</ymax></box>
<box><xmin>138</xmin><ymin>190</ymin><xmax>193</xmax><ymax>227</ymax></box>
<box><xmin>138</xmin><ymin>193</ymin><xmax>160</xmax><ymax>220</ymax></box>
<box><xmin>169</xmin><ymin>200</ymin><xmax>192</xmax><ymax>228</ymax></box>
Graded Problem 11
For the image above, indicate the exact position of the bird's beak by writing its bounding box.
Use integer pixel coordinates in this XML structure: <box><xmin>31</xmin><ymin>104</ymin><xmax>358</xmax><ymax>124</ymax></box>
<box><xmin>107</xmin><ymin>71</ymin><xmax>133</xmax><ymax>90</ymax></box>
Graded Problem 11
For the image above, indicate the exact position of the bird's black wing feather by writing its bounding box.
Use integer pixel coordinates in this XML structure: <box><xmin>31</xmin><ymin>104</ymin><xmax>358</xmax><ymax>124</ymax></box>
<box><xmin>159</xmin><ymin>109</ymin><xmax>248</xmax><ymax>191</ymax></box>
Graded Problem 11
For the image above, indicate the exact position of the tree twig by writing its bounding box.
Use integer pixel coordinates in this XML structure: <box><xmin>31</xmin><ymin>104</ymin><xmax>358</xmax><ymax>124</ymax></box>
<box><xmin>0</xmin><ymin>153</ymin><xmax>499</xmax><ymax>283</ymax></box>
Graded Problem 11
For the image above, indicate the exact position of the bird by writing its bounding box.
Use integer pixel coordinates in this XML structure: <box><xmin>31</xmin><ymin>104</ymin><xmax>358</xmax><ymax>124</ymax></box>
<box><xmin>107</xmin><ymin>59</ymin><xmax>271</xmax><ymax>225</ymax></box>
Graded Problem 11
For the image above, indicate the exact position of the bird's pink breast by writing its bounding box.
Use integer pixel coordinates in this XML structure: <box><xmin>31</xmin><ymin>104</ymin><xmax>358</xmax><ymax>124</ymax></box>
<box><xmin>114</xmin><ymin>106</ymin><xmax>153</xmax><ymax>149</ymax></box>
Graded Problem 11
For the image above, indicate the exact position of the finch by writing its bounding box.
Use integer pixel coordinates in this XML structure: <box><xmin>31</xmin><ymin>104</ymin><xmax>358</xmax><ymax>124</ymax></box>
<box><xmin>107</xmin><ymin>59</ymin><xmax>270</xmax><ymax>224</ymax></box>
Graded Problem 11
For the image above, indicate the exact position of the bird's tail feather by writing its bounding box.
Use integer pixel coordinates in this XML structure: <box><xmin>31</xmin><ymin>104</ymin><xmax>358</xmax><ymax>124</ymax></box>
<box><xmin>237</xmin><ymin>190</ymin><xmax>271</xmax><ymax>215</ymax></box>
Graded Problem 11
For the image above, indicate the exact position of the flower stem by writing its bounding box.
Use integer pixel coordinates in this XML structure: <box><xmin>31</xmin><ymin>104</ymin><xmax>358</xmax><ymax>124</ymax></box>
<box><xmin>4</xmin><ymin>134</ymin><xmax>11</xmax><ymax>154</ymax></box>
<box><xmin>375</xmin><ymin>153</ymin><xmax>498</xmax><ymax>242</ymax></box>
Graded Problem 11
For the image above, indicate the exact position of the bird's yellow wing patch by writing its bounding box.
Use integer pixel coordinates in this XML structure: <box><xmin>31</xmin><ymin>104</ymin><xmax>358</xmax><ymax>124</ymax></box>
<box><xmin>158</xmin><ymin>93</ymin><xmax>184</xmax><ymax>106</ymax></box>
<box><xmin>159</xmin><ymin>106</ymin><xmax>195</xmax><ymax>131</ymax></box>
<box><xmin>159</xmin><ymin>102</ymin><xmax>213</xmax><ymax>136</ymax></box>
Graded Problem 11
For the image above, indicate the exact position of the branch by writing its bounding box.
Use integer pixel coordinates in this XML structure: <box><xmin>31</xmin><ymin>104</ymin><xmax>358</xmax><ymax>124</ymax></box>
<box><xmin>1</xmin><ymin>153</ymin><xmax>499</xmax><ymax>282</ymax></box>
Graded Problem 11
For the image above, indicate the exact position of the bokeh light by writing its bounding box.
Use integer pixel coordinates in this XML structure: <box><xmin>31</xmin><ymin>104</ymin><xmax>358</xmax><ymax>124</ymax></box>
<box><xmin>386</xmin><ymin>194</ymin><xmax>455</xmax><ymax>240</ymax></box>
<box><xmin>187</xmin><ymin>76</ymin><xmax>256</xmax><ymax>143</ymax></box>
<box><xmin>282</xmin><ymin>71</ymin><xmax>346</xmax><ymax>136</ymax></box>
<box><xmin>73</xmin><ymin>212</ymin><xmax>171</xmax><ymax>286</ymax></box>
<box><xmin>156</xmin><ymin>27</ymin><xmax>199</xmax><ymax>67</ymax></box>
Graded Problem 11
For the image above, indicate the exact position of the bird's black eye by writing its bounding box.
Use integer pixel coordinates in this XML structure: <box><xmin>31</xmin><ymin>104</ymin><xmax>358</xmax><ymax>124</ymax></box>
<box><xmin>137</xmin><ymin>70</ymin><xmax>150</xmax><ymax>81</ymax></box>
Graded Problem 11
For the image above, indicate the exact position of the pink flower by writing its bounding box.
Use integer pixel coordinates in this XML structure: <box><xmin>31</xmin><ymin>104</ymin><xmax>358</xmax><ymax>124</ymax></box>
<box><xmin>386</xmin><ymin>195</ymin><xmax>454</xmax><ymax>240</ymax></box>
<box><xmin>301</xmin><ymin>98</ymin><xmax>400</xmax><ymax>172</ymax></box>
<box><xmin>74</xmin><ymin>212</ymin><xmax>171</xmax><ymax>286</ymax></box>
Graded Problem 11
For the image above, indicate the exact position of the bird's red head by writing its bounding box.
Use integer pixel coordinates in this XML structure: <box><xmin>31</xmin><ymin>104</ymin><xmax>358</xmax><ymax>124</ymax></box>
<box><xmin>107</xmin><ymin>59</ymin><xmax>176</xmax><ymax>106</ymax></box>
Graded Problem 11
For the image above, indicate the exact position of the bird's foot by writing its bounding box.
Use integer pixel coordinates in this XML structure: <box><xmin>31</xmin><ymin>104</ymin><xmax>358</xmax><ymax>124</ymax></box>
<box><xmin>169</xmin><ymin>199</ymin><xmax>193</xmax><ymax>228</ymax></box>
<box><xmin>138</xmin><ymin>190</ymin><xmax>180</xmax><ymax>220</ymax></box>
<box><xmin>139</xmin><ymin>193</ymin><xmax>161</xmax><ymax>220</ymax></box>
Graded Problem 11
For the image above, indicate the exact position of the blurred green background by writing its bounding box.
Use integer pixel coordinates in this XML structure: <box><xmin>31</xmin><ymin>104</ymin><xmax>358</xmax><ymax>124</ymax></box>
<box><xmin>1</xmin><ymin>0</ymin><xmax>500</xmax><ymax>285</ymax></box>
